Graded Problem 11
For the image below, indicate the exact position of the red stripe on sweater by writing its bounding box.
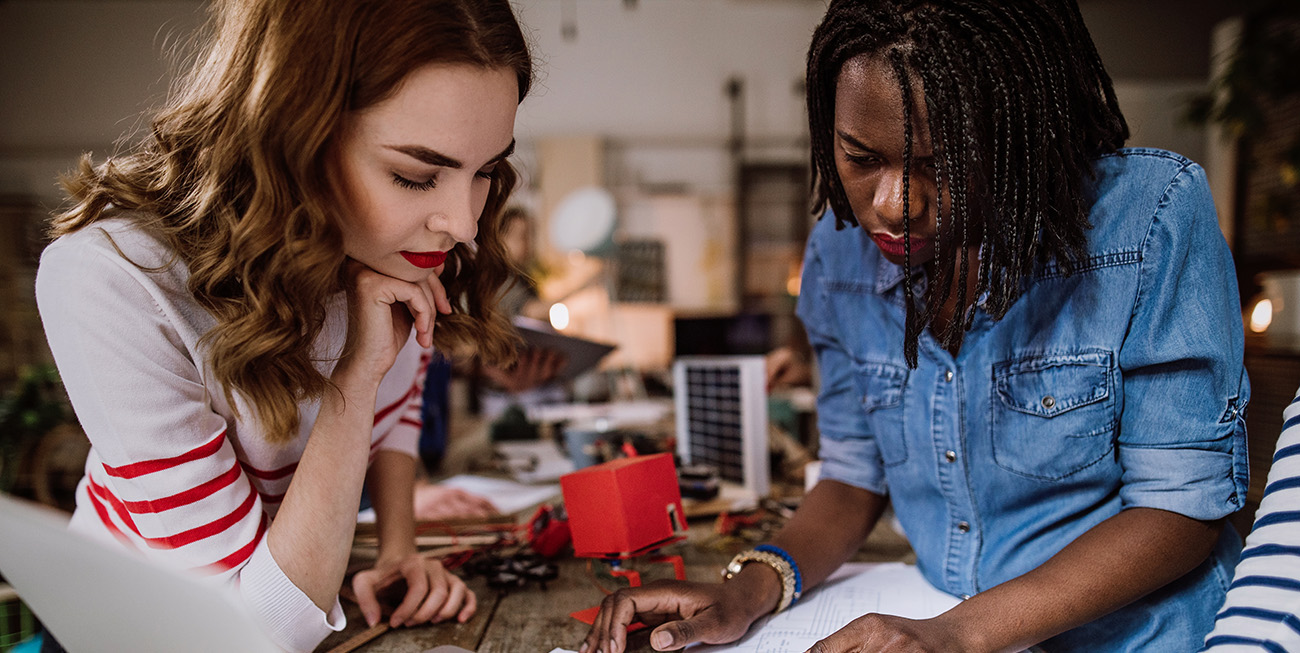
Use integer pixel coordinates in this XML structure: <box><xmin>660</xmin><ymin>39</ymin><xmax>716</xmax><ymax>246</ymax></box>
<box><xmin>87</xmin><ymin>477</ymin><xmax>262</xmax><ymax>566</ymax></box>
<box><xmin>120</xmin><ymin>463</ymin><xmax>242</xmax><ymax>514</ymax></box>
<box><xmin>84</xmin><ymin>483</ymin><xmax>136</xmax><ymax>548</ymax></box>
<box><xmin>373</xmin><ymin>383</ymin><xmax>419</xmax><ymax>425</ymax></box>
<box><xmin>86</xmin><ymin>476</ymin><xmax>142</xmax><ymax>537</ymax></box>
<box><xmin>148</xmin><ymin>488</ymin><xmax>258</xmax><ymax>549</ymax></box>
<box><xmin>195</xmin><ymin>512</ymin><xmax>268</xmax><ymax>575</ymax></box>
<box><xmin>398</xmin><ymin>416</ymin><xmax>422</xmax><ymax>429</ymax></box>
<box><xmin>257</xmin><ymin>490</ymin><xmax>285</xmax><ymax>504</ymax></box>
<box><xmin>239</xmin><ymin>460</ymin><xmax>297</xmax><ymax>480</ymax></box>
<box><xmin>87</xmin><ymin>475</ymin><xmax>258</xmax><ymax>551</ymax></box>
<box><xmin>101</xmin><ymin>430</ymin><xmax>227</xmax><ymax>479</ymax></box>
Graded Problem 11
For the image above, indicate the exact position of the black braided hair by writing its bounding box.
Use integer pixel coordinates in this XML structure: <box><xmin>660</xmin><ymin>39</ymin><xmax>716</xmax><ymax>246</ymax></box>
<box><xmin>806</xmin><ymin>0</ymin><xmax>1128</xmax><ymax>366</ymax></box>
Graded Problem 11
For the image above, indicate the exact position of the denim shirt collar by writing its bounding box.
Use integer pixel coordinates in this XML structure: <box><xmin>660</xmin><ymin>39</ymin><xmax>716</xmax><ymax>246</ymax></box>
<box><xmin>873</xmin><ymin>243</ymin><xmax>993</xmax><ymax>311</ymax></box>
<box><xmin>875</xmin><ymin>254</ymin><xmax>907</xmax><ymax>294</ymax></box>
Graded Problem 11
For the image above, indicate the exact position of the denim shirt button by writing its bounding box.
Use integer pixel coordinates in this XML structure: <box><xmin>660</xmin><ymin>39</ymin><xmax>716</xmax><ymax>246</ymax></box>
<box><xmin>944</xmin><ymin>370</ymin><xmax>954</xmax><ymax>383</ymax></box>
<box><xmin>961</xmin><ymin>594</ymin><xmax>972</xmax><ymax>600</ymax></box>
<box><xmin>957</xmin><ymin>521</ymin><xmax>970</xmax><ymax>533</ymax></box>
<box><xmin>944</xmin><ymin>450</ymin><xmax>957</xmax><ymax>463</ymax></box>
<box><xmin>1041</xmin><ymin>395</ymin><xmax>1056</xmax><ymax>409</ymax></box>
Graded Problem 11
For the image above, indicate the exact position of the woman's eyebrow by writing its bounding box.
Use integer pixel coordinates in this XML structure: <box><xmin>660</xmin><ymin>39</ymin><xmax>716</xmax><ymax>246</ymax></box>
<box><xmin>387</xmin><ymin>144</ymin><xmax>462</xmax><ymax>168</ymax></box>
<box><xmin>386</xmin><ymin>139</ymin><xmax>516</xmax><ymax>169</ymax></box>
<box><xmin>835</xmin><ymin>129</ymin><xmax>875</xmax><ymax>153</ymax></box>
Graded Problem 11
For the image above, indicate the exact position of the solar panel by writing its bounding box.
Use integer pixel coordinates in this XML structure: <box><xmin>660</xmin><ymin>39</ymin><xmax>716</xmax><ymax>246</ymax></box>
<box><xmin>672</xmin><ymin>356</ymin><xmax>769</xmax><ymax>500</ymax></box>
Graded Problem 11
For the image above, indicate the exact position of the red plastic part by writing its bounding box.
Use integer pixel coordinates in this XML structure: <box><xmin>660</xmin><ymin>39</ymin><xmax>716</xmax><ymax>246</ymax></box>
<box><xmin>526</xmin><ymin>505</ymin><xmax>573</xmax><ymax>558</ymax></box>
<box><xmin>560</xmin><ymin>453</ymin><xmax>687</xmax><ymax>558</ymax></box>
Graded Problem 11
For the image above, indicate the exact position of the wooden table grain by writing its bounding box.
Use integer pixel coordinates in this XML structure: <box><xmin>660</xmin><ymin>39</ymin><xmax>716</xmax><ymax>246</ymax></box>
<box><xmin>317</xmin><ymin>511</ymin><xmax>913</xmax><ymax>653</ymax></box>
<box><xmin>316</xmin><ymin>538</ymin><xmax>729</xmax><ymax>653</ymax></box>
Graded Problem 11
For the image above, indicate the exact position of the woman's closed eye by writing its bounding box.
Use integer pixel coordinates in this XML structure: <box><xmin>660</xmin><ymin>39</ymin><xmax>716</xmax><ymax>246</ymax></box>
<box><xmin>392</xmin><ymin>172</ymin><xmax>437</xmax><ymax>191</ymax></box>
<box><xmin>842</xmin><ymin>151</ymin><xmax>881</xmax><ymax>168</ymax></box>
<box><xmin>475</xmin><ymin>164</ymin><xmax>497</xmax><ymax>181</ymax></box>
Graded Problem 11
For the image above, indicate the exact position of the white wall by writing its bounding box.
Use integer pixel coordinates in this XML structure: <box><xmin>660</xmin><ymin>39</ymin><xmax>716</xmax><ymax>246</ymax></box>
<box><xmin>513</xmin><ymin>0</ymin><xmax>822</xmax><ymax>143</ymax></box>
<box><xmin>0</xmin><ymin>0</ymin><xmax>1238</xmax><ymax>214</ymax></box>
<box><xmin>0</xmin><ymin>0</ymin><xmax>825</xmax><ymax>203</ymax></box>
<box><xmin>0</xmin><ymin>1</ymin><xmax>208</xmax><ymax>201</ymax></box>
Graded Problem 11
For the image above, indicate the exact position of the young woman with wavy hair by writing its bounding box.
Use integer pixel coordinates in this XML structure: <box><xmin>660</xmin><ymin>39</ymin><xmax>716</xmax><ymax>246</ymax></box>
<box><xmin>35</xmin><ymin>0</ymin><xmax>530</xmax><ymax>649</ymax></box>
<box><xmin>581</xmin><ymin>1</ymin><xmax>1248</xmax><ymax>651</ymax></box>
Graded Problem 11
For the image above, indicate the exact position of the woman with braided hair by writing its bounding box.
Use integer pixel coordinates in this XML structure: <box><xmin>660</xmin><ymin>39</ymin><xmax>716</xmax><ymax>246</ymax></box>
<box><xmin>581</xmin><ymin>1</ymin><xmax>1248</xmax><ymax>651</ymax></box>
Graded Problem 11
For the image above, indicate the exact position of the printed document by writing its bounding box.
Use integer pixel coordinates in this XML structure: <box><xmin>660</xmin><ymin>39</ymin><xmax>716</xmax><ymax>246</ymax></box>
<box><xmin>693</xmin><ymin>562</ymin><xmax>961</xmax><ymax>652</ymax></box>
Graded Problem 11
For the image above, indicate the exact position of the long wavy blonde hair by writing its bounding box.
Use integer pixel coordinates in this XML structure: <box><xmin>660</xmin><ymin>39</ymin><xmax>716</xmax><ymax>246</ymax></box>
<box><xmin>50</xmin><ymin>0</ymin><xmax>532</xmax><ymax>444</ymax></box>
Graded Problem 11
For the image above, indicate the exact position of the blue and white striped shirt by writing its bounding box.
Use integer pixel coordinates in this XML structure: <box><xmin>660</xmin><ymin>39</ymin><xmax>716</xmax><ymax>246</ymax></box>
<box><xmin>1205</xmin><ymin>386</ymin><xmax>1300</xmax><ymax>652</ymax></box>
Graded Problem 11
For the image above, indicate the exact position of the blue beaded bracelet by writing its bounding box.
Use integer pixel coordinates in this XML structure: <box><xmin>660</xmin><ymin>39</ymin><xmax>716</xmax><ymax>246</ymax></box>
<box><xmin>755</xmin><ymin>544</ymin><xmax>803</xmax><ymax>606</ymax></box>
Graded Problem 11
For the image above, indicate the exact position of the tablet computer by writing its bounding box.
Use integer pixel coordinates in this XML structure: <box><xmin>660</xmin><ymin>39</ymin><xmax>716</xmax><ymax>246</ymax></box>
<box><xmin>514</xmin><ymin>316</ymin><xmax>616</xmax><ymax>382</ymax></box>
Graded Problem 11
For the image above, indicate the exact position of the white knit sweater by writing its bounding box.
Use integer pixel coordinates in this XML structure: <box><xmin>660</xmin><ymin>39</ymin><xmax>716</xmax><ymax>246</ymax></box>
<box><xmin>35</xmin><ymin>217</ymin><xmax>427</xmax><ymax>652</ymax></box>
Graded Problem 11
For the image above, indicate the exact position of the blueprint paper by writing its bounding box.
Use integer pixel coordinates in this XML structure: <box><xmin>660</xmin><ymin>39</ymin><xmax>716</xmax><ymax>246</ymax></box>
<box><xmin>691</xmin><ymin>562</ymin><xmax>961</xmax><ymax>652</ymax></box>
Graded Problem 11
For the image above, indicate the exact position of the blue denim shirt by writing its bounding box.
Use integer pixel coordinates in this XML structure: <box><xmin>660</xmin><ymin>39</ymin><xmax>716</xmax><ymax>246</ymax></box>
<box><xmin>798</xmin><ymin>148</ymin><xmax>1250</xmax><ymax>651</ymax></box>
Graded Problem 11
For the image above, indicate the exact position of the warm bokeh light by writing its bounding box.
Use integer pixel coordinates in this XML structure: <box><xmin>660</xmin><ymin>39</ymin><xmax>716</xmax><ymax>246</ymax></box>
<box><xmin>549</xmin><ymin>302</ymin><xmax>571</xmax><ymax>331</ymax></box>
<box><xmin>1250</xmin><ymin>298</ymin><xmax>1273</xmax><ymax>333</ymax></box>
<box><xmin>786</xmin><ymin>273</ymin><xmax>802</xmax><ymax>296</ymax></box>
<box><xmin>786</xmin><ymin>261</ymin><xmax>803</xmax><ymax>296</ymax></box>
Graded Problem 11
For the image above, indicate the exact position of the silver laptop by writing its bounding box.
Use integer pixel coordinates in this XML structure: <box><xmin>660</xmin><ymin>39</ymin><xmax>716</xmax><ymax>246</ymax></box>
<box><xmin>0</xmin><ymin>493</ymin><xmax>479</xmax><ymax>653</ymax></box>
<box><xmin>0</xmin><ymin>492</ymin><xmax>281</xmax><ymax>652</ymax></box>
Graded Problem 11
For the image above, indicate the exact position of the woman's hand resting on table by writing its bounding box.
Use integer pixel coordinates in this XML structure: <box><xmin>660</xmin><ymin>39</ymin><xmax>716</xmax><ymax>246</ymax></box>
<box><xmin>351</xmin><ymin>551</ymin><xmax>476</xmax><ymax>629</ymax></box>
<box><xmin>581</xmin><ymin>579</ymin><xmax>964</xmax><ymax>653</ymax></box>
<box><xmin>803</xmin><ymin>612</ymin><xmax>963</xmax><ymax>653</ymax></box>
<box><xmin>413</xmin><ymin>481</ymin><xmax>498</xmax><ymax>521</ymax></box>
<box><xmin>579</xmin><ymin>578</ymin><xmax>771</xmax><ymax>653</ymax></box>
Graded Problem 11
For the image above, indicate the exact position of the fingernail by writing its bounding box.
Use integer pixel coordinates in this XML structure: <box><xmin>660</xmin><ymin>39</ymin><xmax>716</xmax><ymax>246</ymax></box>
<box><xmin>652</xmin><ymin>631</ymin><xmax>673</xmax><ymax>649</ymax></box>
<box><xmin>579</xmin><ymin>644</ymin><xmax>588</xmax><ymax>653</ymax></box>
<box><xmin>610</xmin><ymin>639</ymin><xmax>618</xmax><ymax>653</ymax></box>
<box><xmin>365</xmin><ymin>612</ymin><xmax>377</xmax><ymax>628</ymax></box>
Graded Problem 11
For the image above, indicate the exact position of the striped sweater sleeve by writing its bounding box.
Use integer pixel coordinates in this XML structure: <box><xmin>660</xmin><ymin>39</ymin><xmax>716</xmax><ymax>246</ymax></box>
<box><xmin>1204</xmin><ymin>386</ymin><xmax>1300</xmax><ymax>652</ymax></box>
<box><xmin>368</xmin><ymin>345</ymin><xmax>431</xmax><ymax>462</ymax></box>
<box><xmin>37</xmin><ymin>236</ymin><xmax>342</xmax><ymax>652</ymax></box>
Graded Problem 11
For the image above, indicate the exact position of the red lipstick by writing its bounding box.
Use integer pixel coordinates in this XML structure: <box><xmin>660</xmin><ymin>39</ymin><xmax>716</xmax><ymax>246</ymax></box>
<box><xmin>400</xmin><ymin>251</ymin><xmax>447</xmax><ymax>269</ymax></box>
<box><xmin>871</xmin><ymin>233</ymin><xmax>932</xmax><ymax>258</ymax></box>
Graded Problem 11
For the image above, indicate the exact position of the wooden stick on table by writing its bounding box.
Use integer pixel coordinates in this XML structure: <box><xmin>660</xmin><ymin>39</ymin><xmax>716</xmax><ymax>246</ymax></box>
<box><xmin>326</xmin><ymin>586</ymin><xmax>391</xmax><ymax>653</ymax></box>
<box><xmin>325</xmin><ymin>621</ymin><xmax>389</xmax><ymax>653</ymax></box>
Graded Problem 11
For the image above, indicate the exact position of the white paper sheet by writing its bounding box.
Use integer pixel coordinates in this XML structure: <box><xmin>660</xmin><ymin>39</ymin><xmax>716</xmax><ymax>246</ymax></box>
<box><xmin>438</xmin><ymin>474</ymin><xmax>561</xmax><ymax>515</ymax></box>
<box><xmin>495</xmin><ymin>440</ymin><xmax>576</xmax><ymax>484</ymax></box>
<box><xmin>691</xmin><ymin>562</ymin><xmax>961</xmax><ymax>652</ymax></box>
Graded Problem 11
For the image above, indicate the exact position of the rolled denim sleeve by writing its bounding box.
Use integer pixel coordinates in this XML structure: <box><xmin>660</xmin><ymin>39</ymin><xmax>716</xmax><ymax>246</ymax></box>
<box><xmin>1117</xmin><ymin>161</ymin><xmax>1249</xmax><ymax>519</ymax></box>
<box><xmin>797</xmin><ymin>230</ymin><xmax>890</xmax><ymax>496</ymax></box>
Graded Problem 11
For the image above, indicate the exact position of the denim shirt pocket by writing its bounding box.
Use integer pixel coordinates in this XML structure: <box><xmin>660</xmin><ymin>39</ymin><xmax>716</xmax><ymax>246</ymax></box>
<box><xmin>991</xmin><ymin>350</ymin><xmax>1117</xmax><ymax>480</ymax></box>
<box><xmin>857</xmin><ymin>361</ymin><xmax>909</xmax><ymax>466</ymax></box>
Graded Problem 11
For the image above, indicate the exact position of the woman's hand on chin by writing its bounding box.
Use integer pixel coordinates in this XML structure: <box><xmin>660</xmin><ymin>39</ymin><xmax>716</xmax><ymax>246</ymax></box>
<box><xmin>334</xmin><ymin>259</ymin><xmax>451</xmax><ymax>391</ymax></box>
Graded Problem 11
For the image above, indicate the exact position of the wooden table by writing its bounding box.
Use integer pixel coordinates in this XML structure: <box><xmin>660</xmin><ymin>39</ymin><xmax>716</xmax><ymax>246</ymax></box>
<box><xmin>316</xmin><ymin>537</ymin><xmax>726</xmax><ymax>653</ymax></box>
<box><xmin>316</xmin><ymin>514</ymin><xmax>914</xmax><ymax>653</ymax></box>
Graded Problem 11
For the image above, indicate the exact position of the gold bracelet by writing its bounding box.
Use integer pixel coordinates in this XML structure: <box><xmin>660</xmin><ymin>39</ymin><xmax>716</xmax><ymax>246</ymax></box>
<box><xmin>721</xmin><ymin>549</ymin><xmax>797</xmax><ymax>613</ymax></box>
